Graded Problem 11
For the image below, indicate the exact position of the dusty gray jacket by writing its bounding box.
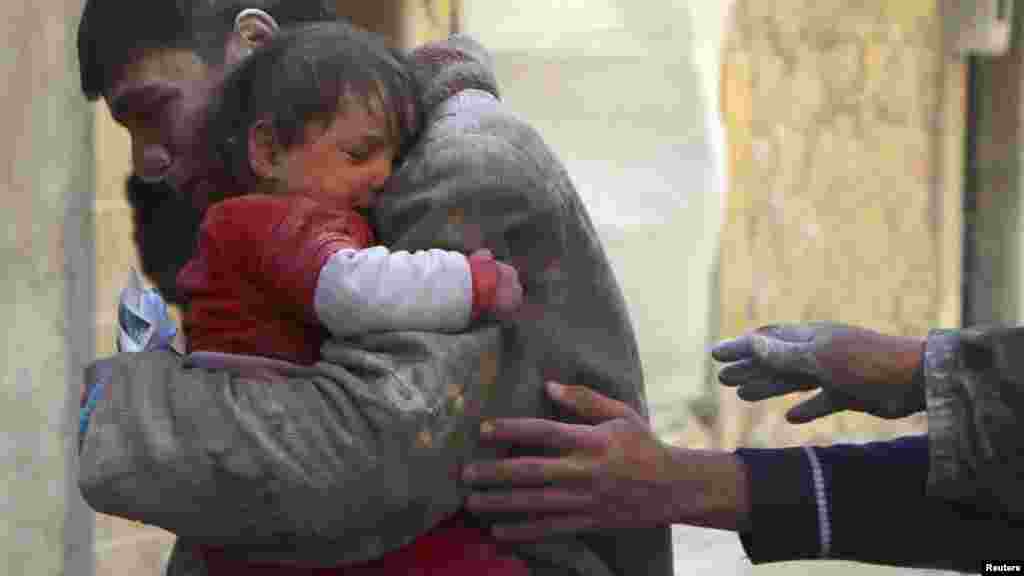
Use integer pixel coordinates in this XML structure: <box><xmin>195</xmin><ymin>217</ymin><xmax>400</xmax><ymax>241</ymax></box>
<box><xmin>924</xmin><ymin>326</ymin><xmax>1024</xmax><ymax>518</ymax></box>
<box><xmin>78</xmin><ymin>35</ymin><xmax>672</xmax><ymax>576</ymax></box>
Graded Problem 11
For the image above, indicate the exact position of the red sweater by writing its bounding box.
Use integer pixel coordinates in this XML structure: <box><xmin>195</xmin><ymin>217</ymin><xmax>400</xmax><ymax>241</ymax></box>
<box><xmin>177</xmin><ymin>196</ymin><xmax>528</xmax><ymax>575</ymax></box>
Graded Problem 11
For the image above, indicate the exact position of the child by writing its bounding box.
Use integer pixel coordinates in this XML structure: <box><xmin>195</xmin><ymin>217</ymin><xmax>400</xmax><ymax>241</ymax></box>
<box><xmin>177</xmin><ymin>22</ymin><xmax>529</xmax><ymax>575</ymax></box>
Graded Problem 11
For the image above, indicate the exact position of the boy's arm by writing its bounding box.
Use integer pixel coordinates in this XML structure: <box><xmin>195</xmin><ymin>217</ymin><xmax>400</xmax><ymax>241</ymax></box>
<box><xmin>185</xmin><ymin>195</ymin><xmax>516</xmax><ymax>339</ymax></box>
<box><xmin>313</xmin><ymin>246</ymin><xmax>506</xmax><ymax>337</ymax></box>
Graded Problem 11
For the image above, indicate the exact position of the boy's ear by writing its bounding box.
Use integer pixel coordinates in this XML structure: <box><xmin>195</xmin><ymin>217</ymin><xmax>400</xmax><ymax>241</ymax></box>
<box><xmin>224</xmin><ymin>8</ymin><xmax>280</xmax><ymax>66</ymax></box>
<box><xmin>248</xmin><ymin>119</ymin><xmax>280</xmax><ymax>180</ymax></box>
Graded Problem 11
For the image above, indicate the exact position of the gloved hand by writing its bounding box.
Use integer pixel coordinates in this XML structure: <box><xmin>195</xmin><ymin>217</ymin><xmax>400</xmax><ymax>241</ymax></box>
<box><xmin>711</xmin><ymin>322</ymin><xmax>927</xmax><ymax>422</ymax></box>
<box><xmin>468</xmin><ymin>248</ymin><xmax>524</xmax><ymax>321</ymax></box>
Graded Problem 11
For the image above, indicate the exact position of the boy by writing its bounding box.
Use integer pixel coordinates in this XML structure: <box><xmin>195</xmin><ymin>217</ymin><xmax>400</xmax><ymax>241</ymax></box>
<box><xmin>177</xmin><ymin>21</ymin><xmax>528</xmax><ymax>575</ymax></box>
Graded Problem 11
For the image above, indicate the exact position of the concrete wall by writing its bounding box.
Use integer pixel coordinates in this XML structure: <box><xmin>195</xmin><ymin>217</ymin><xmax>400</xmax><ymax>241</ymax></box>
<box><xmin>0</xmin><ymin>0</ymin><xmax>95</xmax><ymax>574</ymax></box>
<box><xmin>716</xmin><ymin>0</ymin><xmax>963</xmax><ymax>450</ymax></box>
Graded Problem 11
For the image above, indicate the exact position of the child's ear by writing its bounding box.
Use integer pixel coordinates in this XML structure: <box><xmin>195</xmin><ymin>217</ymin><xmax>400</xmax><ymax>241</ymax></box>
<box><xmin>248</xmin><ymin>119</ymin><xmax>280</xmax><ymax>180</ymax></box>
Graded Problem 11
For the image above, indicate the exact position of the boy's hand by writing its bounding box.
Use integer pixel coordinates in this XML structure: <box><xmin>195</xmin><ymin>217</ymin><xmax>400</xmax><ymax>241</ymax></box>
<box><xmin>469</xmin><ymin>249</ymin><xmax>524</xmax><ymax>320</ymax></box>
<box><xmin>493</xmin><ymin>260</ymin><xmax>523</xmax><ymax>318</ymax></box>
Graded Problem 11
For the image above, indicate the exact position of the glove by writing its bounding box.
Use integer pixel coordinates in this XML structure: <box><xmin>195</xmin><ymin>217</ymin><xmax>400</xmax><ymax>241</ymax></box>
<box><xmin>711</xmin><ymin>322</ymin><xmax>927</xmax><ymax>422</ymax></box>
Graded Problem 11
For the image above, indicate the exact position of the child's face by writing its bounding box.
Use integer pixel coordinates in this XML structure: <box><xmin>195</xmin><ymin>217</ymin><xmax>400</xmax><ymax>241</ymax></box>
<box><xmin>274</xmin><ymin>100</ymin><xmax>397</xmax><ymax>210</ymax></box>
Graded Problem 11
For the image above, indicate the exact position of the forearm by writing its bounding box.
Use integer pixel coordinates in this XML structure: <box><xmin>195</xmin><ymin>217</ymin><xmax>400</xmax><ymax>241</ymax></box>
<box><xmin>664</xmin><ymin>446</ymin><xmax>751</xmax><ymax>533</ymax></box>
<box><xmin>314</xmin><ymin>246</ymin><xmax>476</xmax><ymax>337</ymax></box>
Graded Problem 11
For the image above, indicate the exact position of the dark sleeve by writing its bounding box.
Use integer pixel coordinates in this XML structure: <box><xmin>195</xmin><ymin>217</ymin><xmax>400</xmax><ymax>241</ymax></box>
<box><xmin>738</xmin><ymin>436</ymin><xmax>1023</xmax><ymax>572</ymax></box>
<box><xmin>735</xmin><ymin>445</ymin><xmax>820</xmax><ymax>563</ymax></box>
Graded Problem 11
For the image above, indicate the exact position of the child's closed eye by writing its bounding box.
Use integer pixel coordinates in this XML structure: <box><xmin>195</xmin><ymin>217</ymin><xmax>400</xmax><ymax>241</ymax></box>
<box><xmin>341</xmin><ymin>145</ymin><xmax>371</xmax><ymax>163</ymax></box>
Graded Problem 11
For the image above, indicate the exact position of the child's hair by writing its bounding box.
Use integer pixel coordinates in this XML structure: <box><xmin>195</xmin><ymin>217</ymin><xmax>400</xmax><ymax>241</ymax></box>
<box><xmin>205</xmin><ymin>20</ymin><xmax>423</xmax><ymax>197</ymax></box>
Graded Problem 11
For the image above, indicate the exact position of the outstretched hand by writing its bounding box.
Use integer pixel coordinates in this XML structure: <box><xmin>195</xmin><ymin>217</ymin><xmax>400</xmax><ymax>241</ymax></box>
<box><xmin>463</xmin><ymin>382</ymin><xmax>749</xmax><ymax>540</ymax></box>
<box><xmin>712</xmin><ymin>322</ymin><xmax>927</xmax><ymax>422</ymax></box>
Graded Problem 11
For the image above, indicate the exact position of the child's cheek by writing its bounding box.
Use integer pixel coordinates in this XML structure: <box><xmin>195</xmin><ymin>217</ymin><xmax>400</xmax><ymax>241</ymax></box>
<box><xmin>300</xmin><ymin>155</ymin><xmax>330</xmax><ymax>195</ymax></box>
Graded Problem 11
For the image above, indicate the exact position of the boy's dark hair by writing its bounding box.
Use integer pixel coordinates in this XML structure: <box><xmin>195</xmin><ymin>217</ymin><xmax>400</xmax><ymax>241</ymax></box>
<box><xmin>77</xmin><ymin>0</ymin><xmax>339</xmax><ymax>100</ymax></box>
<box><xmin>204</xmin><ymin>21</ymin><xmax>423</xmax><ymax>196</ymax></box>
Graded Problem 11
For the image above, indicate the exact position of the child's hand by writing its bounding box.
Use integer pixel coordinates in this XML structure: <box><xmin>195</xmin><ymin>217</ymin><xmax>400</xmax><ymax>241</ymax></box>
<box><xmin>493</xmin><ymin>260</ymin><xmax>524</xmax><ymax>318</ymax></box>
<box><xmin>469</xmin><ymin>249</ymin><xmax>524</xmax><ymax>320</ymax></box>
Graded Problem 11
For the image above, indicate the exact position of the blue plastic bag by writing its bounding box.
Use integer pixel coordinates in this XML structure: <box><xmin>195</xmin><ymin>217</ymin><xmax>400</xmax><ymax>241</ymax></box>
<box><xmin>80</xmin><ymin>269</ymin><xmax>179</xmax><ymax>445</ymax></box>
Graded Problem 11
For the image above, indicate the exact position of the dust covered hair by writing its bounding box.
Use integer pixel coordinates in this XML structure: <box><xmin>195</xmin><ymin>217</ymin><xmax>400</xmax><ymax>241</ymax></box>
<box><xmin>204</xmin><ymin>20</ymin><xmax>423</xmax><ymax>192</ymax></box>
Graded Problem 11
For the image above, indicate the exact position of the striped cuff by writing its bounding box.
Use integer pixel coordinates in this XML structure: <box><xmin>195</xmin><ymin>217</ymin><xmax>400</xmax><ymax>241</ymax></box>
<box><xmin>802</xmin><ymin>446</ymin><xmax>832</xmax><ymax>558</ymax></box>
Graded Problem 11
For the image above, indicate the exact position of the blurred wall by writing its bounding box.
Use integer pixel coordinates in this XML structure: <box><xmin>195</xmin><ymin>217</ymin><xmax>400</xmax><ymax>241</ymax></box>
<box><xmin>968</xmin><ymin>4</ymin><xmax>1024</xmax><ymax>327</ymax></box>
<box><xmin>461</xmin><ymin>0</ymin><xmax>728</xmax><ymax>439</ymax></box>
<box><xmin>1</xmin><ymin>0</ymin><xmax>95</xmax><ymax>574</ymax></box>
<box><xmin>716</xmin><ymin>0</ymin><xmax>963</xmax><ymax>450</ymax></box>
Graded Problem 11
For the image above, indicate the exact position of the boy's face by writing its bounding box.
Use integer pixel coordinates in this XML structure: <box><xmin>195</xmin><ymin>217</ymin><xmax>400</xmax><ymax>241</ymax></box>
<box><xmin>272</xmin><ymin>99</ymin><xmax>397</xmax><ymax>211</ymax></box>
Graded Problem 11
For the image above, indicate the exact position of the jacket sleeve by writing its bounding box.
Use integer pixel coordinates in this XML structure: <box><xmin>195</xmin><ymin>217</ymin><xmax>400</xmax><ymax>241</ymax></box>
<box><xmin>738</xmin><ymin>436</ymin><xmax>1022</xmax><ymax>572</ymax></box>
<box><xmin>923</xmin><ymin>326</ymin><xmax>1024</xmax><ymax>519</ymax></box>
